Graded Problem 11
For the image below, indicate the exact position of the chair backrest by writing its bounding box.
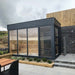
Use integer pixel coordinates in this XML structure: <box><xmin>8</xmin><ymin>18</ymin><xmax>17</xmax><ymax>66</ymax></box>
<box><xmin>9</xmin><ymin>60</ymin><xmax>19</xmax><ymax>75</ymax></box>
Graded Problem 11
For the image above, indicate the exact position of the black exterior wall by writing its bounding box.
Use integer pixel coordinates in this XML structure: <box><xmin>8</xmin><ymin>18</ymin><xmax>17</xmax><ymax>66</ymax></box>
<box><xmin>61</xmin><ymin>26</ymin><xmax>75</xmax><ymax>54</ymax></box>
<box><xmin>7</xmin><ymin>17</ymin><xmax>61</xmax><ymax>59</ymax></box>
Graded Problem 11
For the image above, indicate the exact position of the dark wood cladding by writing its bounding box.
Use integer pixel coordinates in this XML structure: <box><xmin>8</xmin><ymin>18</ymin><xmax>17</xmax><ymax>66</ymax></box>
<box><xmin>61</xmin><ymin>26</ymin><xmax>75</xmax><ymax>53</ymax></box>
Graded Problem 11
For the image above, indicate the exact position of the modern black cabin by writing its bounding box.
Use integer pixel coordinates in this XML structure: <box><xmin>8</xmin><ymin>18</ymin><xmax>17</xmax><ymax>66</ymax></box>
<box><xmin>7</xmin><ymin>18</ymin><xmax>61</xmax><ymax>59</ymax></box>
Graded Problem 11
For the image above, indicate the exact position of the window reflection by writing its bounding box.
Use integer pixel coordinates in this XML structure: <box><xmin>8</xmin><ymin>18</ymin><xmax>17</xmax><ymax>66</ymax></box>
<box><xmin>9</xmin><ymin>30</ymin><xmax>17</xmax><ymax>54</ymax></box>
<box><xmin>40</xmin><ymin>26</ymin><xmax>51</xmax><ymax>57</ymax></box>
<box><xmin>18</xmin><ymin>29</ymin><xmax>27</xmax><ymax>55</ymax></box>
<box><xmin>28</xmin><ymin>28</ymin><xmax>38</xmax><ymax>56</ymax></box>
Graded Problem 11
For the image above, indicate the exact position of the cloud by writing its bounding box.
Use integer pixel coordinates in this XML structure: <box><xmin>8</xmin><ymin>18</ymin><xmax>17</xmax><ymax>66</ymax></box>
<box><xmin>0</xmin><ymin>26</ymin><xmax>7</xmax><ymax>31</ymax></box>
<box><xmin>0</xmin><ymin>0</ymin><xmax>75</xmax><ymax>31</ymax></box>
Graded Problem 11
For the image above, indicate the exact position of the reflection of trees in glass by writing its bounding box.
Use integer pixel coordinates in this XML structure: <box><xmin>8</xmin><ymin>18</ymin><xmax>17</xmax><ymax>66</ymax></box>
<box><xmin>9</xmin><ymin>30</ymin><xmax>17</xmax><ymax>54</ymax></box>
<box><xmin>18</xmin><ymin>29</ymin><xmax>27</xmax><ymax>55</ymax></box>
<box><xmin>28</xmin><ymin>28</ymin><xmax>38</xmax><ymax>56</ymax></box>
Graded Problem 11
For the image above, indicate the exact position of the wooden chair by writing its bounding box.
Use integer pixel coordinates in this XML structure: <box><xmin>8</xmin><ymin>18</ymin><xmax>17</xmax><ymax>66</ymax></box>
<box><xmin>0</xmin><ymin>60</ymin><xmax>19</xmax><ymax>75</ymax></box>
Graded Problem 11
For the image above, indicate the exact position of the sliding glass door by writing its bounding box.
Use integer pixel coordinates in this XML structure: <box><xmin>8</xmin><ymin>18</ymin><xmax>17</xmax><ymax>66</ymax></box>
<box><xmin>18</xmin><ymin>29</ymin><xmax>27</xmax><ymax>55</ymax></box>
<box><xmin>40</xmin><ymin>26</ymin><xmax>51</xmax><ymax>57</ymax></box>
<box><xmin>28</xmin><ymin>28</ymin><xmax>38</xmax><ymax>56</ymax></box>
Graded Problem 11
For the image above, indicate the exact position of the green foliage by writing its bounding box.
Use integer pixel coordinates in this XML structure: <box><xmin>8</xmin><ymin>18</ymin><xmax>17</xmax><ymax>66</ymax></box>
<box><xmin>3</xmin><ymin>50</ymin><xmax>8</xmax><ymax>54</ymax></box>
<box><xmin>17</xmin><ymin>57</ymin><xmax>22</xmax><ymax>60</ymax></box>
<box><xmin>11</xmin><ymin>56</ymin><xmax>25</xmax><ymax>60</ymax></box>
<box><xmin>47</xmin><ymin>60</ymin><xmax>52</xmax><ymax>64</ymax></box>
<box><xmin>27</xmin><ymin>57</ymin><xmax>30</xmax><ymax>60</ymax></box>
<box><xmin>5</xmin><ymin>50</ymin><xmax>8</xmax><ymax>53</ymax></box>
<box><xmin>42</xmin><ymin>58</ymin><xmax>47</xmax><ymax>62</ymax></box>
<box><xmin>0</xmin><ymin>31</ymin><xmax>8</xmax><ymax>36</ymax></box>
<box><xmin>28</xmin><ymin>58</ymin><xmax>32</xmax><ymax>61</ymax></box>
<box><xmin>0</xmin><ymin>31</ymin><xmax>8</xmax><ymax>48</ymax></box>
<box><xmin>37</xmin><ymin>59</ymin><xmax>41</xmax><ymax>62</ymax></box>
<box><xmin>0</xmin><ymin>51</ymin><xmax>3</xmax><ymax>55</ymax></box>
<box><xmin>11</xmin><ymin>56</ymin><xmax>52</xmax><ymax>64</ymax></box>
<box><xmin>21</xmin><ymin>57</ymin><xmax>25</xmax><ymax>60</ymax></box>
<box><xmin>0</xmin><ymin>50</ymin><xmax>8</xmax><ymax>55</ymax></box>
<box><xmin>34</xmin><ymin>57</ymin><xmax>38</xmax><ymax>61</ymax></box>
<box><xmin>0</xmin><ymin>31</ymin><xmax>8</xmax><ymax>39</ymax></box>
<box><xmin>11</xmin><ymin>56</ymin><xmax>17</xmax><ymax>59</ymax></box>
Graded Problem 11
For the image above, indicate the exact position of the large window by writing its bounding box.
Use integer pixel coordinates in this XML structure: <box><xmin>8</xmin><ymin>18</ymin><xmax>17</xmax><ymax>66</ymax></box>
<box><xmin>40</xmin><ymin>26</ymin><xmax>51</xmax><ymax>57</ymax></box>
<box><xmin>28</xmin><ymin>28</ymin><xmax>38</xmax><ymax>56</ymax></box>
<box><xmin>18</xmin><ymin>29</ymin><xmax>27</xmax><ymax>55</ymax></box>
<box><xmin>9</xmin><ymin>30</ymin><xmax>17</xmax><ymax>54</ymax></box>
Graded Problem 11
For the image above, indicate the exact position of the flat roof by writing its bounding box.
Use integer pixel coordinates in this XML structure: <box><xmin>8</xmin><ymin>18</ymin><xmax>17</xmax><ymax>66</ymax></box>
<box><xmin>7</xmin><ymin>17</ymin><xmax>60</xmax><ymax>30</ymax></box>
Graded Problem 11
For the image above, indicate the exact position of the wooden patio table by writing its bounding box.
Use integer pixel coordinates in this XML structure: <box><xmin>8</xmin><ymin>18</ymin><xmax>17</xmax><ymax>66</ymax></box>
<box><xmin>0</xmin><ymin>58</ymin><xmax>15</xmax><ymax>72</ymax></box>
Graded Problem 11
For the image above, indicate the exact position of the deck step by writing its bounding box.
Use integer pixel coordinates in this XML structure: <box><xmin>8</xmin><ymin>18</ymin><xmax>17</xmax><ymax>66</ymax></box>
<box><xmin>54</xmin><ymin>60</ymin><xmax>75</xmax><ymax>65</ymax></box>
<box><xmin>54</xmin><ymin>62</ymin><xmax>75</xmax><ymax>69</ymax></box>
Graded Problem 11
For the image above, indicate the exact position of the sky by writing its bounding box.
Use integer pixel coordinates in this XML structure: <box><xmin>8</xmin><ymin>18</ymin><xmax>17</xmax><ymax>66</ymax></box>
<box><xmin>0</xmin><ymin>0</ymin><xmax>75</xmax><ymax>31</ymax></box>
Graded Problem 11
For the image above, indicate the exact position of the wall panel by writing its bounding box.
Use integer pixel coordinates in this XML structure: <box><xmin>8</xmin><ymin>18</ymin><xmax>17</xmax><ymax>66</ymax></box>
<box><xmin>71</xmin><ymin>9</ymin><xmax>75</xmax><ymax>25</ymax></box>
<box><xmin>63</xmin><ymin>10</ymin><xmax>71</xmax><ymax>26</ymax></box>
<box><xmin>46</xmin><ymin>8</ymin><xmax>75</xmax><ymax>27</ymax></box>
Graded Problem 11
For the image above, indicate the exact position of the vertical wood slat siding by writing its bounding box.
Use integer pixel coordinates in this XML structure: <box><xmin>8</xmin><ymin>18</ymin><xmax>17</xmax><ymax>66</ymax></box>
<box><xmin>46</xmin><ymin>8</ymin><xmax>75</xmax><ymax>27</ymax></box>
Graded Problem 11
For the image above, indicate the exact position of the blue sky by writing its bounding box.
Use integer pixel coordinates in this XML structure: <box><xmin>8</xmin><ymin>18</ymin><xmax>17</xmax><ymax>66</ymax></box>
<box><xmin>0</xmin><ymin>0</ymin><xmax>75</xmax><ymax>31</ymax></box>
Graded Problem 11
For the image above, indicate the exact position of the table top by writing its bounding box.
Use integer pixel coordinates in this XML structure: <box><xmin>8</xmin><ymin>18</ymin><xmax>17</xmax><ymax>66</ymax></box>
<box><xmin>0</xmin><ymin>58</ymin><xmax>15</xmax><ymax>67</ymax></box>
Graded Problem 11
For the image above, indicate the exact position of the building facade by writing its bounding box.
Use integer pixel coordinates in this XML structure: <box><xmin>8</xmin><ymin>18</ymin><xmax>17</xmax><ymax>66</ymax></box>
<box><xmin>47</xmin><ymin>8</ymin><xmax>75</xmax><ymax>27</ymax></box>
<box><xmin>61</xmin><ymin>26</ymin><xmax>75</xmax><ymax>54</ymax></box>
<box><xmin>7</xmin><ymin>18</ymin><xmax>61</xmax><ymax>59</ymax></box>
<box><xmin>47</xmin><ymin>8</ymin><xmax>75</xmax><ymax>54</ymax></box>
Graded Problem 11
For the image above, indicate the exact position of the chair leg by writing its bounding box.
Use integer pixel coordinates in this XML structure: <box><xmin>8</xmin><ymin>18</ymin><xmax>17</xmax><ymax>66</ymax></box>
<box><xmin>16</xmin><ymin>60</ymin><xmax>19</xmax><ymax>75</ymax></box>
<box><xmin>0</xmin><ymin>65</ymin><xmax>1</xmax><ymax>72</ymax></box>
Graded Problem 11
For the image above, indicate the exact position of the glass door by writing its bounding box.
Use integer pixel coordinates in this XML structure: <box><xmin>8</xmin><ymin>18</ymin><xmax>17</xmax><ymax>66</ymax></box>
<box><xmin>28</xmin><ymin>28</ymin><xmax>38</xmax><ymax>56</ymax></box>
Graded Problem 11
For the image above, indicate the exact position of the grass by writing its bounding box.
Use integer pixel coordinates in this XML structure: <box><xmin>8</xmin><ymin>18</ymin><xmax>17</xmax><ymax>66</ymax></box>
<box><xmin>0</xmin><ymin>31</ymin><xmax>8</xmax><ymax>38</ymax></box>
<box><xmin>0</xmin><ymin>31</ymin><xmax>8</xmax><ymax>48</ymax></box>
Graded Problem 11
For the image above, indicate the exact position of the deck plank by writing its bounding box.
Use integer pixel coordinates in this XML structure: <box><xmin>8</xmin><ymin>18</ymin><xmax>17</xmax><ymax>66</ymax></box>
<box><xmin>0</xmin><ymin>58</ymin><xmax>15</xmax><ymax>67</ymax></box>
